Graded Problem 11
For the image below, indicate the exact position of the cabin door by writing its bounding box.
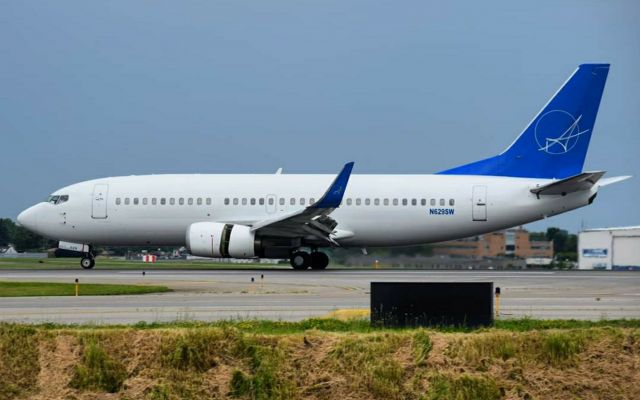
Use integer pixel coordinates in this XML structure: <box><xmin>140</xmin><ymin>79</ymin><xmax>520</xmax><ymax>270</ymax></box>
<box><xmin>472</xmin><ymin>185</ymin><xmax>487</xmax><ymax>221</ymax></box>
<box><xmin>92</xmin><ymin>184</ymin><xmax>109</xmax><ymax>219</ymax></box>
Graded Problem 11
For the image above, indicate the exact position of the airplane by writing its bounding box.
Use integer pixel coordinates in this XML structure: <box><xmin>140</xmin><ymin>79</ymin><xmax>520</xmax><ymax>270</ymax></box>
<box><xmin>17</xmin><ymin>64</ymin><xmax>630</xmax><ymax>270</ymax></box>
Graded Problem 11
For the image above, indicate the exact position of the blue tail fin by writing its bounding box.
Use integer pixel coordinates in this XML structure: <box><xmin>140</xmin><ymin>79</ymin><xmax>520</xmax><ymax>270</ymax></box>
<box><xmin>438</xmin><ymin>64</ymin><xmax>610</xmax><ymax>179</ymax></box>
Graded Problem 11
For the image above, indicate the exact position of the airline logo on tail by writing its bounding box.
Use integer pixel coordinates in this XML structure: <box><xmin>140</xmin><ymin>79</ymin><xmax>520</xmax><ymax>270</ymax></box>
<box><xmin>534</xmin><ymin>110</ymin><xmax>590</xmax><ymax>155</ymax></box>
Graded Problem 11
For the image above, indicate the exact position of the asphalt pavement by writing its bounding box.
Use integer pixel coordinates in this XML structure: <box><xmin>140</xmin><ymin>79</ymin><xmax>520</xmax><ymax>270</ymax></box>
<box><xmin>1</xmin><ymin>269</ymin><xmax>639</xmax><ymax>324</ymax></box>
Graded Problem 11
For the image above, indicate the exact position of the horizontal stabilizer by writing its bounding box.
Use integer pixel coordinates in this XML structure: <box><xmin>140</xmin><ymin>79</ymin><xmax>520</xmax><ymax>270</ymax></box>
<box><xmin>530</xmin><ymin>171</ymin><xmax>605</xmax><ymax>196</ymax></box>
<box><xmin>598</xmin><ymin>175</ymin><xmax>632</xmax><ymax>187</ymax></box>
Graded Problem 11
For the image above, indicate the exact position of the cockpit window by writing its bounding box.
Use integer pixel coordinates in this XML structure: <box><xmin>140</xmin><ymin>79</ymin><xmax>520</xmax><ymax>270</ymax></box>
<box><xmin>47</xmin><ymin>195</ymin><xmax>69</xmax><ymax>205</ymax></box>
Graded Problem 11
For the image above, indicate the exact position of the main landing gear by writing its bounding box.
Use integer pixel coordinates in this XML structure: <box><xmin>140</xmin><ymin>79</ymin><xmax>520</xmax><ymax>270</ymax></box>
<box><xmin>290</xmin><ymin>250</ymin><xmax>329</xmax><ymax>270</ymax></box>
<box><xmin>80</xmin><ymin>249</ymin><xmax>96</xmax><ymax>270</ymax></box>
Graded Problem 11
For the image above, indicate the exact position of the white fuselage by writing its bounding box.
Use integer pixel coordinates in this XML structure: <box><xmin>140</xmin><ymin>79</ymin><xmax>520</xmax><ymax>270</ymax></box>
<box><xmin>20</xmin><ymin>173</ymin><xmax>594</xmax><ymax>248</ymax></box>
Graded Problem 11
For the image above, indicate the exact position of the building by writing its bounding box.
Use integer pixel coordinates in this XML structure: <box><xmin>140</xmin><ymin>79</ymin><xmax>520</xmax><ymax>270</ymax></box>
<box><xmin>432</xmin><ymin>227</ymin><xmax>554</xmax><ymax>259</ymax></box>
<box><xmin>578</xmin><ymin>226</ymin><xmax>640</xmax><ymax>270</ymax></box>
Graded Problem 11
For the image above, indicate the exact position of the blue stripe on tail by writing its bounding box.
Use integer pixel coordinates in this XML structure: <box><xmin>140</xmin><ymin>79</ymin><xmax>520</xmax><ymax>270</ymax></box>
<box><xmin>438</xmin><ymin>64</ymin><xmax>610</xmax><ymax>179</ymax></box>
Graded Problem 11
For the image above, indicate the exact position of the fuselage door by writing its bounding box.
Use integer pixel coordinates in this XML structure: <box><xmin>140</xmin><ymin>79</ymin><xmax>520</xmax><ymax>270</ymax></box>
<box><xmin>92</xmin><ymin>184</ymin><xmax>109</xmax><ymax>219</ymax></box>
<box><xmin>472</xmin><ymin>185</ymin><xmax>487</xmax><ymax>221</ymax></box>
<box><xmin>266</xmin><ymin>194</ymin><xmax>277</xmax><ymax>214</ymax></box>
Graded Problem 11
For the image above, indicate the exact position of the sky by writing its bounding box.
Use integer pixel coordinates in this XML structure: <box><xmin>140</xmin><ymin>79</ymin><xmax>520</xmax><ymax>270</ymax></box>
<box><xmin>1</xmin><ymin>1</ymin><xmax>638</xmax><ymax>233</ymax></box>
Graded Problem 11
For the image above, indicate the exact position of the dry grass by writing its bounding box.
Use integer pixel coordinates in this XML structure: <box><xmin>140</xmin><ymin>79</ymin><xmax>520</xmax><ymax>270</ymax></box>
<box><xmin>1</xmin><ymin>323</ymin><xmax>639</xmax><ymax>400</ymax></box>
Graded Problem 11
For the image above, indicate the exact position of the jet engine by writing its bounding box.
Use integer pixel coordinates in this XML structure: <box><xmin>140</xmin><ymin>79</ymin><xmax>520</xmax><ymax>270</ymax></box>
<box><xmin>186</xmin><ymin>222</ymin><xmax>258</xmax><ymax>258</ymax></box>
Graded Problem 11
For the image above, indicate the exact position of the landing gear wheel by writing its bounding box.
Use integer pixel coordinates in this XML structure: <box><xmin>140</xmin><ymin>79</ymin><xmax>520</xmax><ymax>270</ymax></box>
<box><xmin>310</xmin><ymin>252</ymin><xmax>329</xmax><ymax>270</ymax></box>
<box><xmin>80</xmin><ymin>257</ymin><xmax>95</xmax><ymax>270</ymax></box>
<box><xmin>290</xmin><ymin>251</ymin><xmax>311</xmax><ymax>270</ymax></box>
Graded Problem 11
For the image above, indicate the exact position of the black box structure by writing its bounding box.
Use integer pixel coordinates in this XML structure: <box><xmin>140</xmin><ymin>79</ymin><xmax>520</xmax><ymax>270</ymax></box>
<box><xmin>370</xmin><ymin>282</ymin><xmax>493</xmax><ymax>328</ymax></box>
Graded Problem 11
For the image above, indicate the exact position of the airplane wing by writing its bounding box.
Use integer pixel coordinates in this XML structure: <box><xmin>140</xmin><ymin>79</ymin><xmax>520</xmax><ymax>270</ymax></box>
<box><xmin>250</xmin><ymin>162</ymin><xmax>354</xmax><ymax>245</ymax></box>
<box><xmin>530</xmin><ymin>171</ymin><xmax>606</xmax><ymax>197</ymax></box>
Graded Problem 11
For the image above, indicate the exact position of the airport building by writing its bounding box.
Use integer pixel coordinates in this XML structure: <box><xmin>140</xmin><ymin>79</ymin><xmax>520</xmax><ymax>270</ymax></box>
<box><xmin>578</xmin><ymin>226</ymin><xmax>640</xmax><ymax>270</ymax></box>
<box><xmin>432</xmin><ymin>227</ymin><xmax>554</xmax><ymax>259</ymax></box>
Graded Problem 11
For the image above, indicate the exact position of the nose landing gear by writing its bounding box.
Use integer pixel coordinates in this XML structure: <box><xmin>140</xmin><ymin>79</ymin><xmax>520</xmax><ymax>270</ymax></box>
<box><xmin>289</xmin><ymin>250</ymin><xmax>329</xmax><ymax>270</ymax></box>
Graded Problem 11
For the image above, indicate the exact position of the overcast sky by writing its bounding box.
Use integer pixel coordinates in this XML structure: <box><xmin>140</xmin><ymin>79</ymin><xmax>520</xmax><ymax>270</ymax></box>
<box><xmin>1</xmin><ymin>1</ymin><xmax>638</xmax><ymax>233</ymax></box>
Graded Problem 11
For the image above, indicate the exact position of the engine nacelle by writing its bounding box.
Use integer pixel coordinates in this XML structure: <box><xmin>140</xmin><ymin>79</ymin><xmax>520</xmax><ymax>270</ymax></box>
<box><xmin>186</xmin><ymin>222</ymin><xmax>258</xmax><ymax>258</ymax></box>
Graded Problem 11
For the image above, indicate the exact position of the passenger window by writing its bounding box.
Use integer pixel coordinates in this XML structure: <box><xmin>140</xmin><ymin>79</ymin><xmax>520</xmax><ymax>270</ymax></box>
<box><xmin>160</xmin><ymin>198</ymin><xmax>166</xmax><ymax>205</ymax></box>
<box><xmin>440</xmin><ymin>198</ymin><xmax>445</xmax><ymax>206</ymax></box>
<box><xmin>170</xmin><ymin>198</ymin><xmax>175</xmax><ymax>205</ymax></box>
<box><xmin>393</xmin><ymin>199</ymin><xmax>398</xmax><ymax>206</ymax></box>
<box><xmin>250</xmin><ymin>198</ymin><xmax>256</xmax><ymax>205</ymax></box>
<box><xmin>300</xmin><ymin>198</ymin><xmax>305</xmax><ymax>206</ymax></box>
<box><xmin>346</xmin><ymin>198</ymin><xmax>352</xmax><ymax>206</ymax></box>
<box><xmin>198</xmin><ymin>198</ymin><xmax>203</xmax><ymax>205</ymax></box>
<box><xmin>233</xmin><ymin>198</ymin><xmax>239</xmax><ymax>205</ymax></box>
<box><xmin>374</xmin><ymin>198</ymin><xmax>380</xmax><ymax>206</ymax></box>
<box><xmin>125</xmin><ymin>198</ymin><xmax>130</xmax><ymax>205</ymax></box>
<box><xmin>365</xmin><ymin>198</ymin><xmax>371</xmax><ymax>206</ymax></box>
<box><xmin>279</xmin><ymin>198</ymin><xmax>285</xmax><ymax>206</ymax></box>
<box><xmin>206</xmin><ymin>198</ymin><xmax>212</xmax><ymax>205</ymax></box>
<box><xmin>421</xmin><ymin>199</ymin><xmax>426</xmax><ymax>206</ymax></box>
<box><xmin>188</xmin><ymin>198</ymin><xmax>193</xmax><ymax>205</ymax></box>
<box><xmin>384</xmin><ymin>199</ymin><xmax>389</xmax><ymax>206</ymax></box>
<box><xmin>242</xmin><ymin>198</ymin><xmax>247</xmax><ymax>205</ymax></box>
<box><xmin>402</xmin><ymin>198</ymin><xmax>408</xmax><ymax>206</ymax></box>
<box><xmin>143</xmin><ymin>198</ymin><xmax>148</xmax><ymax>205</ymax></box>
<box><xmin>268</xmin><ymin>198</ymin><xmax>274</xmax><ymax>205</ymax></box>
<box><xmin>259</xmin><ymin>198</ymin><xmax>265</xmax><ymax>206</ymax></box>
<box><xmin>152</xmin><ymin>198</ymin><xmax>157</xmax><ymax>205</ymax></box>
<box><xmin>411</xmin><ymin>199</ymin><xmax>417</xmax><ymax>206</ymax></box>
<box><xmin>449</xmin><ymin>198</ymin><xmax>455</xmax><ymax>206</ymax></box>
<box><xmin>290</xmin><ymin>198</ymin><xmax>295</xmax><ymax>205</ymax></box>
<box><xmin>430</xmin><ymin>199</ymin><xmax>436</xmax><ymax>206</ymax></box>
<box><xmin>356</xmin><ymin>198</ymin><xmax>361</xmax><ymax>206</ymax></box>
<box><xmin>310</xmin><ymin>198</ymin><xmax>315</xmax><ymax>204</ymax></box>
<box><xmin>179</xmin><ymin>198</ymin><xmax>184</xmax><ymax>205</ymax></box>
<box><xmin>116</xmin><ymin>198</ymin><xmax>121</xmax><ymax>205</ymax></box>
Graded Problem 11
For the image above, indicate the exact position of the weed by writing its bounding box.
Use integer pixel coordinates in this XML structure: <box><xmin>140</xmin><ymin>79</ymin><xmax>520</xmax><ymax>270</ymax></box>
<box><xmin>448</xmin><ymin>332</ymin><xmax>518</xmax><ymax>366</ymax></box>
<box><xmin>413</xmin><ymin>330</ymin><xmax>433</xmax><ymax>365</ymax></box>
<box><xmin>428</xmin><ymin>374</ymin><xmax>503</xmax><ymax>400</ymax></box>
<box><xmin>230</xmin><ymin>337</ymin><xmax>296</xmax><ymax>400</ymax></box>
<box><xmin>148</xmin><ymin>384</ymin><xmax>171</xmax><ymax>400</ymax></box>
<box><xmin>229</xmin><ymin>370</ymin><xmax>252</xmax><ymax>396</ymax></box>
<box><xmin>329</xmin><ymin>333</ymin><xmax>406</xmax><ymax>398</ymax></box>
<box><xmin>540</xmin><ymin>332</ymin><xmax>584</xmax><ymax>366</ymax></box>
<box><xmin>69</xmin><ymin>338</ymin><xmax>127</xmax><ymax>393</ymax></box>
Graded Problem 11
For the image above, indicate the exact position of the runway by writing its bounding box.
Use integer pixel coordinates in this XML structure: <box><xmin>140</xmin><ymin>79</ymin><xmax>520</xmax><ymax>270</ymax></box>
<box><xmin>1</xmin><ymin>269</ymin><xmax>639</xmax><ymax>324</ymax></box>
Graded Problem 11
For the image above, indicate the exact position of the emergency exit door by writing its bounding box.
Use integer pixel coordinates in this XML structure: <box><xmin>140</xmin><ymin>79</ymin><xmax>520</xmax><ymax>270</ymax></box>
<box><xmin>92</xmin><ymin>184</ymin><xmax>109</xmax><ymax>219</ymax></box>
<box><xmin>472</xmin><ymin>185</ymin><xmax>487</xmax><ymax>221</ymax></box>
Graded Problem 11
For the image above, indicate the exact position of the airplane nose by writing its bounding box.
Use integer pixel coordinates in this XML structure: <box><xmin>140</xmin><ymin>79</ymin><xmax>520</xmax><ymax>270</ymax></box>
<box><xmin>17</xmin><ymin>206</ymin><xmax>39</xmax><ymax>232</ymax></box>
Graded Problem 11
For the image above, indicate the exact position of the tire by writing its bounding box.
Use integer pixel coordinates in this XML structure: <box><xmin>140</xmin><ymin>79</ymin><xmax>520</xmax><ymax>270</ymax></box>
<box><xmin>80</xmin><ymin>257</ymin><xmax>95</xmax><ymax>270</ymax></box>
<box><xmin>290</xmin><ymin>251</ymin><xmax>310</xmax><ymax>270</ymax></box>
<box><xmin>310</xmin><ymin>252</ymin><xmax>329</xmax><ymax>270</ymax></box>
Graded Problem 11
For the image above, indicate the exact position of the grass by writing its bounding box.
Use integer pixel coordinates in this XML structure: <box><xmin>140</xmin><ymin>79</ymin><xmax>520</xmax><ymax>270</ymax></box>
<box><xmin>24</xmin><ymin>316</ymin><xmax>640</xmax><ymax>335</ymax></box>
<box><xmin>0</xmin><ymin>325</ymin><xmax>40</xmax><ymax>399</ymax></box>
<box><xmin>0</xmin><ymin>320</ymin><xmax>639</xmax><ymax>399</ymax></box>
<box><xmin>0</xmin><ymin>281</ymin><xmax>171</xmax><ymax>296</ymax></box>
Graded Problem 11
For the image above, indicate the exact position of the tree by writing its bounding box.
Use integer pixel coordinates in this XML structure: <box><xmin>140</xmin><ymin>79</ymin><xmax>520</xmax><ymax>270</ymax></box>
<box><xmin>546</xmin><ymin>227</ymin><xmax>569</xmax><ymax>254</ymax></box>
<box><xmin>0</xmin><ymin>218</ymin><xmax>11</xmax><ymax>246</ymax></box>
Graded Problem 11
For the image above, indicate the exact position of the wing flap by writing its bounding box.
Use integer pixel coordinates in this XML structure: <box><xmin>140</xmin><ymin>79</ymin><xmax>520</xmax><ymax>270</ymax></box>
<box><xmin>250</xmin><ymin>162</ymin><xmax>354</xmax><ymax>243</ymax></box>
